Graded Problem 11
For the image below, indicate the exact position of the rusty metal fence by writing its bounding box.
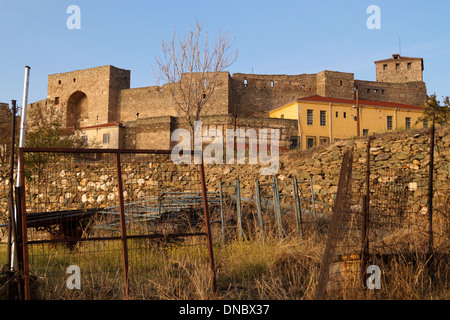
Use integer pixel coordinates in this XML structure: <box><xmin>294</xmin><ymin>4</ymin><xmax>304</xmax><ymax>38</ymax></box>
<box><xmin>16</xmin><ymin>148</ymin><xmax>216</xmax><ymax>299</ymax></box>
<box><xmin>316</xmin><ymin>133</ymin><xmax>449</xmax><ymax>299</ymax></box>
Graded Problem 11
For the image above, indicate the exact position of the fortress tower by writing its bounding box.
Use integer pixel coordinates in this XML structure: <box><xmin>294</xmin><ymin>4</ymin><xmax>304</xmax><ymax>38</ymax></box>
<box><xmin>375</xmin><ymin>54</ymin><xmax>424</xmax><ymax>83</ymax></box>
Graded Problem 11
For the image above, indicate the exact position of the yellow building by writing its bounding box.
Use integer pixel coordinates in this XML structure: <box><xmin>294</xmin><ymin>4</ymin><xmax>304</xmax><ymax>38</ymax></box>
<box><xmin>269</xmin><ymin>95</ymin><xmax>425</xmax><ymax>150</ymax></box>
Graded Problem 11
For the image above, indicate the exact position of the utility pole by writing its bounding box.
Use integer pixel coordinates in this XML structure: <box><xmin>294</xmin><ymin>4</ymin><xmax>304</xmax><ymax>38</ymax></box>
<box><xmin>356</xmin><ymin>89</ymin><xmax>360</xmax><ymax>137</ymax></box>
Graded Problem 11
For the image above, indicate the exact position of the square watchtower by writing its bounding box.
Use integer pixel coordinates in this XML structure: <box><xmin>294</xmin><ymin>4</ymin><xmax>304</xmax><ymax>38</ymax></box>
<box><xmin>375</xmin><ymin>54</ymin><xmax>424</xmax><ymax>83</ymax></box>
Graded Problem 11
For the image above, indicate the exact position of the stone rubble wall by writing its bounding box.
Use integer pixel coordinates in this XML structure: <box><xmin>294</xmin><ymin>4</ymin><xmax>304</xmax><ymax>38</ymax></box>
<box><xmin>0</xmin><ymin>125</ymin><xmax>448</xmax><ymax>234</ymax></box>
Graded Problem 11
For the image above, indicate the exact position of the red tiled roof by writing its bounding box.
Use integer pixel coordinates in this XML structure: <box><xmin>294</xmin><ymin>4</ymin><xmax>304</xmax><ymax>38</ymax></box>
<box><xmin>79</xmin><ymin>122</ymin><xmax>124</xmax><ymax>130</ymax></box>
<box><xmin>297</xmin><ymin>95</ymin><xmax>423</xmax><ymax>111</ymax></box>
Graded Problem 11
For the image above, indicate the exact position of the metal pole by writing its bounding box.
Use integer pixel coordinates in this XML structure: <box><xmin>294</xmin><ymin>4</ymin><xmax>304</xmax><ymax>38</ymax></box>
<box><xmin>427</xmin><ymin>113</ymin><xmax>435</xmax><ymax>255</ymax></box>
<box><xmin>309</xmin><ymin>174</ymin><xmax>317</xmax><ymax>221</ymax></box>
<box><xmin>356</xmin><ymin>89</ymin><xmax>360</xmax><ymax>137</ymax></box>
<box><xmin>292</xmin><ymin>176</ymin><xmax>303</xmax><ymax>239</ymax></box>
<box><xmin>199</xmin><ymin>161</ymin><xmax>217</xmax><ymax>294</ymax></box>
<box><xmin>272</xmin><ymin>176</ymin><xmax>285</xmax><ymax>238</ymax></box>
<box><xmin>12</xmin><ymin>66</ymin><xmax>30</xmax><ymax>271</ymax></box>
<box><xmin>235</xmin><ymin>179</ymin><xmax>243</xmax><ymax>239</ymax></box>
<box><xmin>115</xmin><ymin>151</ymin><xmax>129</xmax><ymax>298</ymax></box>
<box><xmin>361</xmin><ymin>136</ymin><xmax>371</xmax><ymax>286</ymax></box>
<box><xmin>18</xmin><ymin>148</ymin><xmax>30</xmax><ymax>300</ymax></box>
<box><xmin>7</xmin><ymin>100</ymin><xmax>17</xmax><ymax>270</ymax></box>
<box><xmin>219</xmin><ymin>181</ymin><xmax>225</xmax><ymax>245</ymax></box>
<box><xmin>16</xmin><ymin>66</ymin><xmax>31</xmax><ymax>187</ymax></box>
<box><xmin>255</xmin><ymin>179</ymin><xmax>264</xmax><ymax>243</ymax></box>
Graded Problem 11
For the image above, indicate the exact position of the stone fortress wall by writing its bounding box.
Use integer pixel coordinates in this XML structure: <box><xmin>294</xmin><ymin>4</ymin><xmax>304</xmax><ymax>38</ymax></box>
<box><xmin>25</xmin><ymin>54</ymin><xmax>428</xmax><ymax>150</ymax></box>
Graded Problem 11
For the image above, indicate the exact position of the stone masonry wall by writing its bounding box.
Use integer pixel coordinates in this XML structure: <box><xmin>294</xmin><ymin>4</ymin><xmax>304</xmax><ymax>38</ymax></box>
<box><xmin>355</xmin><ymin>80</ymin><xmax>427</xmax><ymax>106</ymax></box>
<box><xmin>0</xmin><ymin>125</ymin><xmax>448</xmax><ymax>235</ymax></box>
<box><xmin>117</xmin><ymin>72</ymin><xmax>231</xmax><ymax>122</ymax></box>
<box><xmin>47</xmin><ymin>65</ymin><xmax>131</xmax><ymax>128</ymax></box>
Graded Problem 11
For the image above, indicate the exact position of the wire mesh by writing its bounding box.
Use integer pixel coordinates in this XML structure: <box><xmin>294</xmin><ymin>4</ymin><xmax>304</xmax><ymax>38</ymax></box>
<box><xmin>20</xmin><ymin>149</ymin><xmax>215</xmax><ymax>299</ymax></box>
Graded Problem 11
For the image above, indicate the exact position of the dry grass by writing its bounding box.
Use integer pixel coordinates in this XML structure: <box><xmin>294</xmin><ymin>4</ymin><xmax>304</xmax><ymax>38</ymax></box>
<box><xmin>2</xmin><ymin>230</ymin><xmax>446</xmax><ymax>300</ymax></box>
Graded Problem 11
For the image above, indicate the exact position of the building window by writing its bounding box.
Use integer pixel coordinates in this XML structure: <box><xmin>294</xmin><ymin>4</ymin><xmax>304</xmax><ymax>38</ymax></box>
<box><xmin>244</xmin><ymin>79</ymin><xmax>248</xmax><ymax>87</ymax></box>
<box><xmin>339</xmin><ymin>80</ymin><xmax>343</xmax><ymax>86</ymax></box>
<box><xmin>319</xmin><ymin>136</ymin><xmax>329</xmax><ymax>145</ymax></box>
<box><xmin>307</xmin><ymin>109</ymin><xmax>313</xmax><ymax>125</ymax></box>
<box><xmin>55</xmin><ymin>97</ymin><xmax>60</xmax><ymax>104</ymax></box>
<box><xmin>387</xmin><ymin>116</ymin><xmax>393</xmax><ymax>130</ymax></box>
<box><xmin>407</xmin><ymin>62</ymin><xmax>412</xmax><ymax>70</ymax></box>
<box><xmin>271</xmin><ymin>80</ymin><xmax>274</xmax><ymax>87</ymax></box>
<box><xmin>363</xmin><ymin>129</ymin><xmax>369</xmax><ymax>137</ymax></box>
<box><xmin>289</xmin><ymin>136</ymin><xmax>300</xmax><ymax>149</ymax></box>
<box><xmin>58</xmin><ymin>80</ymin><xmax>61</xmax><ymax>85</ymax></box>
<box><xmin>73</xmin><ymin>78</ymin><xmax>76</xmax><ymax>82</ymax></box>
<box><xmin>396</xmin><ymin>63</ymin><xmax>400</xmax><ymax>70</ymax></box>
<box><xmin>335</xmin><ymin>111</ymin><xmax>338</xmax><ymax>118</ymax></box>
<box><xmin>103</xmin><ymin>133</ymin><xmax>110</xmax><ymax>144</ymax></box>
<box><xmin>320</xmin><ymin>110</ymin><xmax>326</xmax><ymax>126</ymax></box>
<box><xmin>306</xmin><ymin>136</ymin><xmax>316</xmax><ymax>149</ymax></box>
<box><xmin>405</xmin><ymin>117</ymin><xmax>411</xmax><ymax>130</ymax></box>
<box><xmin>383</xmin><ymin>64</ymin><xmax>387</xmax><ymax>71</ymax></box>
<box><xmin>343</xmin><ymin>112</ymin><xmax>346</xmax><ymax>119</ymax></box>
<box><xmin>280</xmin><ymin>114</ymin><xmax>284</xmax><ymax>119</ymax></box>
<box><xmin>423</xmin><ymin>120</ymin><xmax>428</xmax><ymax>129</ymax></box>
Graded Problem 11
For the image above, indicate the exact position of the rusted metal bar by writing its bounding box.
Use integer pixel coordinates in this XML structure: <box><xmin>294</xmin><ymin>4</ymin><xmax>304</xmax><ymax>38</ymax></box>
<box><xmin>292</xmin><ymin>176</ymin><xmax>303</xmax><ymax>239</ymax></box>
<box><xmin>19</xmin><ymin>148</ymin><xmax>31</xmax><ymax>300</ymax></box>
<box><xmin>309</xmin><ymin>174</ymin><xmax>317</xmax><ymax>221</ymax></box>
<box><xmin>27</xmin><ymin>232</ymin><xmax>208</xmax><ymax>245</ymax></box>
<box><xmin>198</xmin><ymin>161</ymin><xmax>217</xmax><ymax>294</ymax></box>
<box><xmin>7</xmin><ymin>100</ymin><xmax>17</xmax><ymax>269</ymax></box>
<box><xmin>14</xmin><ymin>186</ymin><xmax>23</xmax><ymax>299</ymax></box>
<box><xmin>115</xmin><ymin>151</ymin><xmax>129</xmax><ymax>298</ymax></box>
<box><xmin>427</xmin><ymin>113</ymin><xmax>435</xmax><ymax>257</ymax></box>
<box><xmin>361</xmin><ymin>137</ymin><xmax>371</xmax><ymax>285</ymax></box>
<box><xmin>219</xmin><ymin>181</ymin><xmax>225</xmax><ymax>245</ymax></box>
<box><xmin>235</xmin><ymin>179</ymin><xmax>244</xmax><ymax>239</ymax></box>
<box><xmin>272</xmin><ymin>176</ymin><xmax>285</xmax><ymax>238</ymax></box>
<box><xmin>255</xmin><ymin>179</ymin><xmax>264</xmax><ymax>243</ymax></box>
<box><xmin>20</xmin><ymin>147</ymin><xmax>198</xmax><ymax>155</ymax></box>
<box><xmin>315</xmin><ymin>149</ymin><xmax>354</xmax><ymax>300</ymax></box>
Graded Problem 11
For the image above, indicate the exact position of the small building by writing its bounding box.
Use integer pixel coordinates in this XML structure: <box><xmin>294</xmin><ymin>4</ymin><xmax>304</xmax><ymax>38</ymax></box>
<box><xmin>78</xmin><ymin>122</ymin><xmax>125</xmax><ymax>149</ymax></box>
<box><xmin>268</xmin><ymin>95</ymin><xmax>425</xmax><ymax>150</ymax></box>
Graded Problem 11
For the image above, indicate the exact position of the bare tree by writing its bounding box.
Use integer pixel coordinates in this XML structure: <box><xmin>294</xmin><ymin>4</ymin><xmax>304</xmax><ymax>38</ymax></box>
<box><xmin>154</xmin><ymin>21</ymin><xmax>237</xmax><ymax>141</ymax></box>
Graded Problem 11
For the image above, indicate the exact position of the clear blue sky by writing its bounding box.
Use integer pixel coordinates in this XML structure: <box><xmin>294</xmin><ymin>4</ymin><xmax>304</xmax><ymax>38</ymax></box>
<box><xmin>1</xmin><ymin>0</ymin><xmax>449</xmax><ymax>107</ymax></box>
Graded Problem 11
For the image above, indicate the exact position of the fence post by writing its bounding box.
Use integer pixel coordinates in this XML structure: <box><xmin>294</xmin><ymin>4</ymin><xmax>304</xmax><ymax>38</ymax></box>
<box><xmin>309</xmin><ymin>174</ymin><xmax>317</xmax><ymax>221</ymax></box>
<box><xmin>7</xmin><ymin>100</ymin><xmax>17</xmax><ymax>271</ymax></box>
<box><xmin>115</xmin><ymin>151</ymin><xmax>129</xmax><ymax>298</ymax></box>
<box><xmin>219</xmin><ymin>180</ymin><xmax>225</xmax><ymax>245</ymax></box>
<box><xmin>427</xmin><ymin>113</ymin><xmax>436</xmax><ymax>265</ymax></box>
<box><xmin>199</xmin><ymin>161</ymin><xmax>217</xmax><ymax>294</ymax></box>
<box><xmin>235</xmin><ymin>179</ymin><xmax>244</xmax><ymax>239</ymax></box>
<box><xmin>361</xmin><ymin>137</ymin><xmax>371</xmax><ymax>286</ymax></box>
<box><xmin>292</xmin><ymin>176</ymin><xmax>303</xmax><ymax>239</ymax></box>
<box><xmin>315</xmin><ymin>149</ymin><xmax>354</xmax><ymax>300</ymax></box>
<box><xmin>272</xmin><ymin>176</ymin><xmax>285</xmax><ymax>238</ymax></box>
<box><xmin>18</xmin><ymin>148</ymin><xmax>30</xmax><ymax>300</ymax></box>
<box><xmin>255</xmin><ymin>179</ymin><xmax>264</xmax><ymax>243</ymax></box>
